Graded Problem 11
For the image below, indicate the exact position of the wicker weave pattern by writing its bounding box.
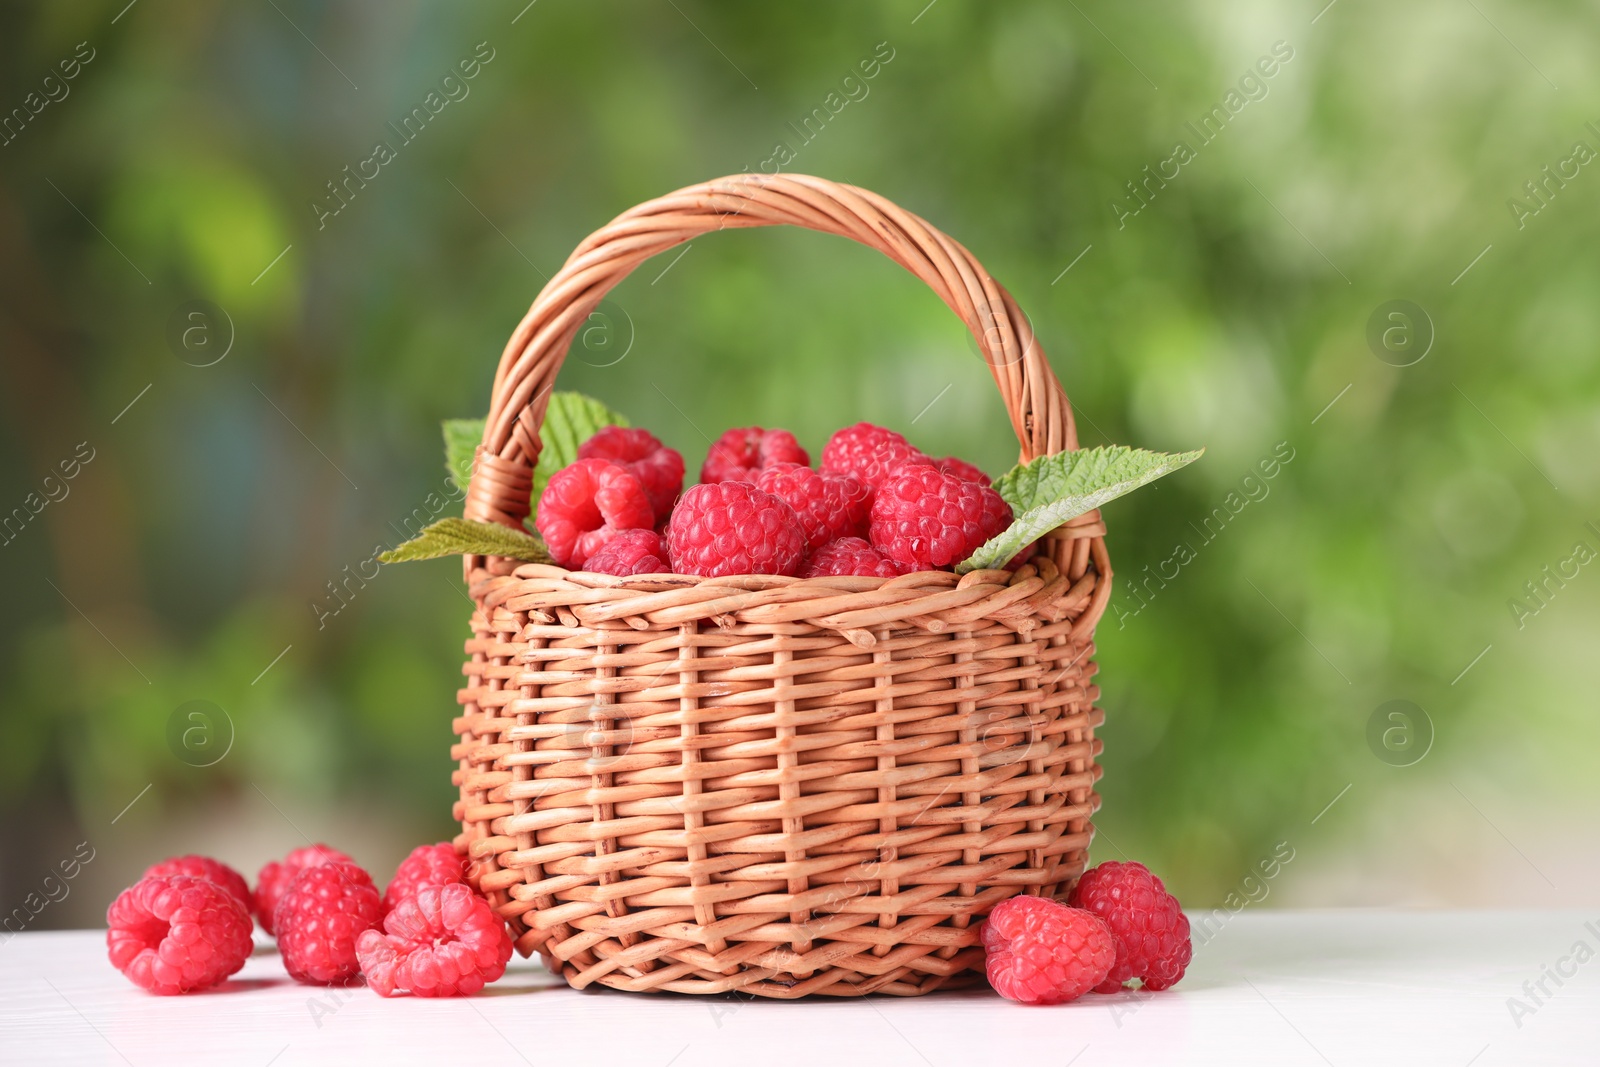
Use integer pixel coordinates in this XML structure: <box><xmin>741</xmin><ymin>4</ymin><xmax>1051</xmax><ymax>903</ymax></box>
<box><xmin>452</xmin><ymin>174</ymin><xmax>1109</xmax><ymax>997</ymax></box>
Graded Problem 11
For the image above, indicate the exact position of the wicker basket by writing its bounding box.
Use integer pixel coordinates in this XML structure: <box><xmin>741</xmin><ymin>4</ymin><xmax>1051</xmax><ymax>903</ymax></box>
<box><xmin>452</xmin><ymin>173</ymin><xmax>1110</xmax><ymax>998</ymax></box>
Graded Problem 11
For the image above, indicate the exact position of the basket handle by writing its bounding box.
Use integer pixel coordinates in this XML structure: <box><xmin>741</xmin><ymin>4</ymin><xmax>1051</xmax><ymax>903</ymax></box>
<box><xmin>463</xmin><ymin>173</ymin><xmax>1082</xmax><ymax>530</ymax></box>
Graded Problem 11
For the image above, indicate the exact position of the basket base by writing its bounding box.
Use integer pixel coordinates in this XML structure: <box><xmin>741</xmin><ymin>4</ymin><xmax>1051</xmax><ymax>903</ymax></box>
<box><xmin>538</xmin><ymin>948</ymin><xmax>990</xmax><ymax>998</ymax></box>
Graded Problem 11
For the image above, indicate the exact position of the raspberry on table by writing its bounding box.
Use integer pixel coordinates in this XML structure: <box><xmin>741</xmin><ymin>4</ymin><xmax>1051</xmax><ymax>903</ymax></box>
<box><xmin>800</xmin><ymin>536</ymin><xmax>904</xmax><ymax>578</ymax></box>
<box><xmin>868</xmin><ymin>463</ymin><xmax>1012</xmax><ymax>569</ymax></box>
<box><xmin>383</xmin><ymin>842</ymin><xmax>468</xmax><ymax>915</ymax></box>
<box><xmin>1068</xmin><ymin>861</ymin><xmax>1192</xmax><ymax>992</ymax></box>
<box><xmin>535</xmin><ymin>458</ymin><xmax>655</xmax><ymax>569</ymax></box>
<box><xmin>665</xmin><ymin>481</ymin><xmax>806</xmax><ymax>578</ymax></box>
<box><xmin>357</xmin><ymin>882</ymin><xmax>513</xmax><ymax>997</ymax></box>
<box><xmin>699</xmin><ymin>426</ymin><xmax>809</xmax><ymax>484</ymax></box>
<box><xmin>981</xmin><ymin>893</ymin><xmax>1116</xmax><ymax>1005</ymax></box>
<box><xmin>142</xmin><ymin>855</ymin><xmax>251</xmax><ymax>912</ymax></box>
<box><xmin>581</xmin><ymin>528</ymin><xmax>671</xmax><ymax>576</ymax></box>
<box><xmin>255</xmin><ymin>843</ymin><xmax>353</xmax><ymax>936</ymax></box>
<box><xmin>935</xmin><ymin>455</ymin><xmax>990</xmax><ymax>486</ymax></box>
<box><xmin>755</xmin><ymin>462</ymin><xmax>871</xmax><ymax>549</ymax></box>
<box><xmin>577</xmin><ymin>425</ymin><xmax>684</xmax><ymax>523</ymax></box>
<box><xmin>274</xmin><ymin>861</ymin><xmax>383</xmax><ymax>985</ymax></box>
<box><xmin>820</xmin><ymin>422</ymin><xmax>932</xmax><ymax>490</ymax></box>
<box><xmin>106</xmin><ymin>874</ymin><xmax>253</xmax><ymax>995</ymax></box>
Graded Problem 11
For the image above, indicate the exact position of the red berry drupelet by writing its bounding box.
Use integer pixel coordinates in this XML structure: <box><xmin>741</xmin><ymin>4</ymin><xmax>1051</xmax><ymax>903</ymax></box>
<box><xmin>755</xmin><ymin>462</ymin><xmax>871</xmax><ymax>549</ymax></box>
<box><xmin>800</xmin><ymin>536</ymin><xmax>903</xmax><ymax>579</ymax></box>
<box><xmin>981</xmin><ymin>894</ymin><xmax>1116</xmax><ymax>1005</ymax></box>
<box><xmin>665</xmin><ymin>482</ymin><xmax>806</xmax><ymax>578</ymax></box>
<box><xmin>274</xmin><ymin>861</ymin><xmax>383</xmax><ymax>985</ymax></box>
<box><xmin>700</xmin><ymin>426</ymin><xmax>809</xmax><ymax>484</ymax></box>
<box><xmin>577</xmin><ymin>426</ymin><xmax>684</xmax><ymax>523</ymax></box>
<box><xmin>107</xmin><ymin>874</ymin><xmax>253</xmax><ymax>995</ymax></box>
<box><xmin>1068</xmin><ymin>861</ymin><xmax>1192</xmax><ymax>992</ymax></box>
<box><xmin>357</xmin><ymin>882</ymin><xmax>512</xmax><ymax>998</ymax></box>
<box><xmin>869</xmin><ymin>463</ymin><xmax>1011</xmax><ymax>570</ymax></box>
<box><xmin>535</xmin><ymin>458</ymin><xmax>655</xmax><ymax>570</ymax></box>
<box><xmin>934</xmin><ymin>455</ymin><xmax>990</xmax><ymax>486</ymax></box>
<box><xmin>581</xmin><ymin>528</ymin><xmax>670</xmax><ymax>576</ymax></box>
<box><xmin>143</xmin><ymin>855</ymin><xmax>251</xmax><ymax>911</ymax></box>
<box><xmin>821</xmin><ymin>422</ymin><xmax>932</xmax><ymax>490</ymax></box>
<box><xmin>255</xmin><ymin>843</ymin><xmax>353</xmax><ymax>936</ymax></box>
<box><xmin>383</xmin><ymin>843</ymin><xmax>468</xmax><ymax>915</ymax></box>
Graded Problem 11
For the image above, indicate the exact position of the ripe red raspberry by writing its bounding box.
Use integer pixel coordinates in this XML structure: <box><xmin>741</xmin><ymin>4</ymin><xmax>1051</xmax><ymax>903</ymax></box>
<box><xmin>383</xmin><ymin>842</ymin><xmax>468</xmax><ymax>915</ymax></box>
<box><xmin>143</xmin><ymin>855</ymin><xmax>251</xmax><ymax>911</ymax></box>
<box><xmin>699</xmin><ymin>426</ymin><xmax>809</xmax><ymax>484</ymax></box>
<box><xmin>106</xmin><ymin>874</ymin><xmax>253</xmax><ymax>995</ymax></box>
<box><xmin>981</xmin><ymin>894</ymin><xmax>1116</xmax><ymax>1005</ymax></box>
<box><xmin>755</xmin><ymin>463</ymin><xmax>871</xmax><ymax>549</ymax></box>
<box><xmin>581</xmin><ymin>528</ymin><xmax>670</xmax><ymax>576</ymax></box>
<box><xmin>868</xmin><ymin>463</ymin><xmax>1012</xmax><ymax>569</ymax></box>
<box><xmin>935</xmin><ymin>455</ymin><xmax>990</xmax><ymax>485</ymax></box>
<box><xmin>255</xmin><ymin>843</ymin><xmax>353</xmax><ymax>936</ymax></box>
<box><xmin>664</xmin><ymin>481</ymin><xmax>806</xmax><ymax>578</ymax></box>
<box><xmin>1068</xmin><ymin>861</ymin><xmax>1192</xmax><ymax>992</ymax></box>
<box><xmin>274</xmin><ymin>861</ymin><xmax>383</xmax><ymax>985</ymax></box>
<box><xmin>577</xmin><ymin>426</ymin><xmax>684</xmax><ymax>522</ymax></box>
<box><xmin>821</xmin><ymin>422</ymin><xmax>932</xmax><ymax>489</ymax></box>
<box><xmin>357</xmin><ymin>882</ymin><xmax>512</xmax><ymax>997</ymax></box>
<box><xmin>800</xmin><ymin>536</ymin><xmax>904</xmax><ymax>578</ymax></box>
<box><xmin>535</xmin><ymin>458</ymin><xmax>655</xmax><ymax>569</ymax></box>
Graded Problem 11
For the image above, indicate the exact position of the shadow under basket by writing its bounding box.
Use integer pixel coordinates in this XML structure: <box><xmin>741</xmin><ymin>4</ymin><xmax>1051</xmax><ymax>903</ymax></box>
<box><xmin>450</xmin><ymin>173</ymin><xmax>1111</xmax><ymax>998</ymax></box>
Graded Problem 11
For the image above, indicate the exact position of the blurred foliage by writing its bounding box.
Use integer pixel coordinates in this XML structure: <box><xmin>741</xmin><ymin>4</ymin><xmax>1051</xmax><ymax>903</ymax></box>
<box><xmin>2</xmin><ymin>0</ymin><xmax>1598</xmax><ymax>922</ymax></box>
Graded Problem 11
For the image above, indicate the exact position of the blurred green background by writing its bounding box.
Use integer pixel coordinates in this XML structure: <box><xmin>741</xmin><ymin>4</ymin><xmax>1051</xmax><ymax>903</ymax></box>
<box><xmin>3</xmin><ymin>0</ymin><xmax>1595</xmax><ymax>930</ymax></box>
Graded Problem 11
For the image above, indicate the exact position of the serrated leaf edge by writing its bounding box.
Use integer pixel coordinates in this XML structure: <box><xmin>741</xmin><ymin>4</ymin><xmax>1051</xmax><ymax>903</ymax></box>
<box><xmin>957</xmin><ymin>447</ymin><xmax>1204</xmax><ymax>573</ymax></box>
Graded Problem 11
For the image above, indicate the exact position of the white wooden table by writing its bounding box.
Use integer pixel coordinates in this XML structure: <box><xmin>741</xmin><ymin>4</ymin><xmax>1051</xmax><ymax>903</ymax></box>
<box><xmin>2</xmin><ymin>912</ymin><xmax>1594</xmax><ymax>1065</ymax></box>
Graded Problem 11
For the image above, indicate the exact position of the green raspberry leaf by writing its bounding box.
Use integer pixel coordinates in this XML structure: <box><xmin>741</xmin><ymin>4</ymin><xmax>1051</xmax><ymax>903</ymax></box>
<box><xmin>378</xmin><ymin>517</ymin><xmax>552</xmax><ymax>564</ymax></box>
<box><xmin>531</xmin><ymin>392</ymin><xmax>631</xmax><ymax>506</ymax></box>
<box><xmin>440</xmin><ymin>392</ymin><xmax>630</xmax><ymax>514</ymax></box>
<box><xmin>442</xmin><ymin>418</ymin><xmax>485</xmax><ymax>494</ymax></box>
<box><xmin>956</xmin><ymin>445</ymin><xmax>1204</xmax><ymax>573</ymax></box>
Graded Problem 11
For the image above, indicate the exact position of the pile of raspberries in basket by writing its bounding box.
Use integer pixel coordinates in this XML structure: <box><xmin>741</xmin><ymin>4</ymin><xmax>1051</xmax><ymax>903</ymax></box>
<box><xmin>539</xmin><ymin>421</ymin><xmax>1018</xmax><ymax>578</ymax></box>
